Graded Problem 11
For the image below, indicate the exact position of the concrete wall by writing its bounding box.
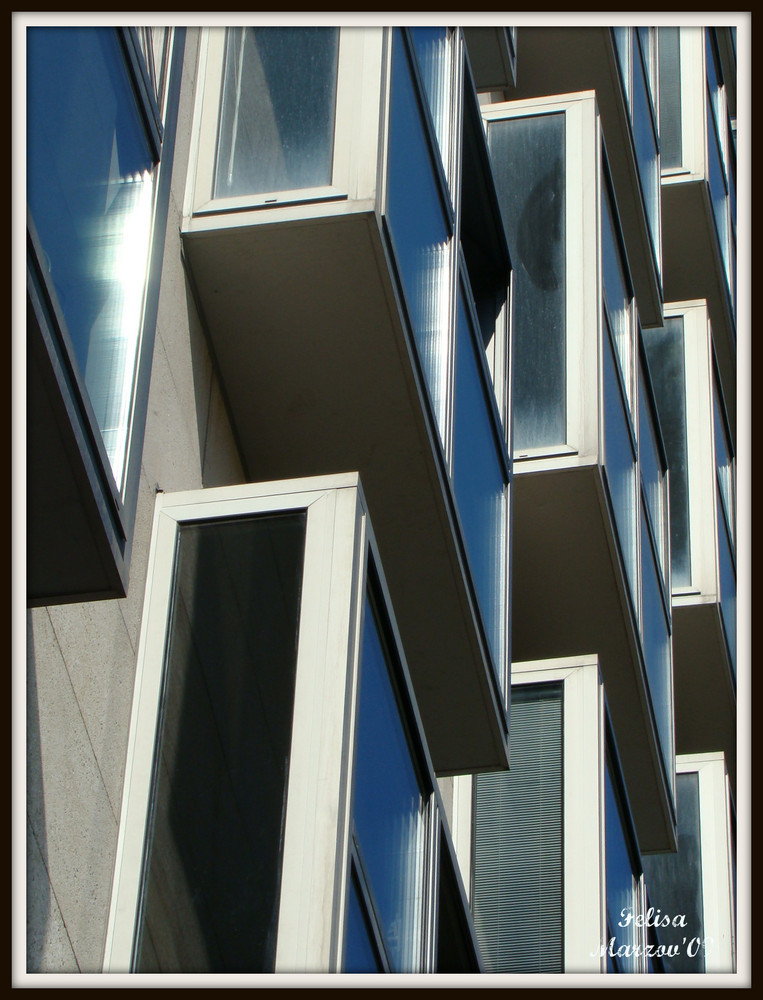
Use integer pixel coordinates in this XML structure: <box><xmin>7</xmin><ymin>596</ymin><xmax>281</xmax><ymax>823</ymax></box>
<box><xmin>26</xmin><ymin>30</ymin><xmax>247</xmax><ymax>972</ymax></box>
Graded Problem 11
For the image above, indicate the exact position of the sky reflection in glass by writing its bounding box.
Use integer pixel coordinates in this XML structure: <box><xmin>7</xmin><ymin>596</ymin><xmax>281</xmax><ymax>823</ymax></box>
<box><xmin>605</xmin><ymin>762</ymin><xmax>638</xmax><ymax>972</ymax></box>
<box><xmin>387</xmin><ymin>30</ymin><xmax>451</xmax><ymax>440</ymax></box>
<box><xmin>352</xmin><ymin>592</ymin><xmax>425</xmax><ymax>972</ymax></box>
<box><xmin>27</xmin><ymin>27</ymin><xmax>156</xmax><ymax>489</ymax></box>
<box><xmin>452</xmin><ymin>291</ymin><xmax>507</xmax><ymax>678</ymax></box>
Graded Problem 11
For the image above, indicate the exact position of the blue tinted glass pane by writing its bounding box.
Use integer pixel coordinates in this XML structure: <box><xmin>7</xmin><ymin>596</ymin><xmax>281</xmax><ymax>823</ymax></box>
<box><xmin>639</xmin><ymin>366</ymin><xmax>668</xmax><ymax>584</ymax></box>
<box><xmin>410</xmin><ymin>27</ymin><xmax>451</xmax><ymax>176</ymax></box>
<box><xmin>387</xmin><ymin>31</ymin><xmax>451</xmax><ymax>440</ymax></box>
<box><xmin>605</xmin><ymin>762</ymin><xmax>639</xmax><ymax>973</ymax></box>
<box><xmin>344</xmin><ymin>876</ymin><xmax>383</xmax><ymax>973</ymax></box>
<box><xmin>602</xmin><ymin>182</ymin><xmax>634</xmax><ymax>409</ymax></box>
<box><xmin>353</xmin><ymin>594</ymin><xmax>425</xmax><ymax>972</ymax></box>
<box><xmin>452</xmin><ymin>291</ymin><xmax>507</xmax><ymax>679</ymax></box>
<box><xmin>604</xmin><ymin>331</ymin><xmax>637</xmax><ymax>605</ymax></box>
<box><xmin>718</xmin><ymin>512</ymin><xmax>736</xmax><ymax>675</ymax></box>
<box><xmin>214</xmin><ymin>27</ymin><xmax>339</xmax><ymax>198</ymax></box>
<box><xmin>641</xmin><ymin>508</ymin><xmax>674</xmax><ymax>783</ymax></box>
<box><xmin>643</xmin><ymin>318</ymin><xmax>691</xmax><ymax>586</ymax></box>
<box><xmin>632</xmin><ymin>37</ymin><xmax>661</xmax><ymax>275</ymax></box>
<box><xmin>706</xmin><ymin>93</ymin><xmax>732</xmax><ymax>298</ymax></box>
<box><xmin>488</xmin><ymin>113</ymin><xmax>566</xmax><ymax>450</ymax></box>
<box><xmin>27</xmin><ymin>27</ymin><xmax>156</xmax><ymax>488</ymax></box>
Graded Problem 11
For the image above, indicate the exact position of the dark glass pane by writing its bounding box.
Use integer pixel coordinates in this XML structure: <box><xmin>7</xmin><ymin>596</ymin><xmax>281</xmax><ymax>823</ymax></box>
<box><xmin>135</xmin><ymin>513</ymin><xmax>306</xmax><ymax>972</ymax></box>
<box><xmin>473</xmin><ymin>685</ymin><xmax>564</xmax><ymax>973</ymax></box>
<box><xmin>353</xmin><ymin>592</ymin><xmax>426</xmax><ymax>972</ymax></box>
<box><xmin>387</xmin><ymin>30</ymin><xmax>451</xmax><ymax>439</ymax></box>
<box><xmin>344</xmin><ymin>875</ymin><xmax>383</xmax><ymax>973</ymax></box>
<box><xmin>714</xmin><ymin>381</ymin><xmax>735</xmax><ymax>547</ymax></box>
<box><xmin>436</xmin><ymin>842</ymin><xmax>479</xmax><ymax>972</ymax></box>
<box><xmin>605</xmin><ymin>760</ymin><xmax>639</xmax><ymax>973</ymax></box>
<box><xmin>488</xmin><ymin>113</ymin><xmax>566</xmax><ymax>450</ymax></box>
<box><xmin>604</xmin><ymin>328</ymin><xmax>637</xmax><ymax>605</ymax></box>
<box><xmin>452</xmin><ymin>290</ymin><xmax>507</xmax><ymax>677</ymax></box>
<box><xmin>643</xmin><ymin>317</ymin><xmax>691</xmax><ymax>586</ymax></box>
<box><xmin>643</xmin><ymin>772</ymin><xmax>705</xmax><ymax>973</ymax></box>
<box><xmin>658</xmin><ymin>27</ymin><xmax>683</xmax><ymax>169</ymax></box>
<box><xmin>214</xmin><ymin>27</ymin><xmax>339</xmax><ymax>198</ymax></box>
<box><xmin>27</xmin><ymin>27</ymin><xmax>156</xmax><ymax>487</ymax></box>
<box><xmin>639</xmin><ymin>363</ymin><xmax>668</xmax><ymax>585</ymax></box>
<box><xmin>641</xmin><ymin>507</ymin><xmax>674</xmax><ymax>783</ymax></box>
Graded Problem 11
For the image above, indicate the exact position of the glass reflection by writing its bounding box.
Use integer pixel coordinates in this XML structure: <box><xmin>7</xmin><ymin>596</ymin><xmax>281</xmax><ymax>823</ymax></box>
<box><xmin>602</xmin><ymin>181</ymin><xmax>634</xmax><ymax>411</ymax></box>
<box><xmin>27</xmin><ymin>27</ymin><xmax>156</xmax><ymax>489</ymax></box>
<box><xmin>605</xmin><ymin>760</ymin><xmax>639</xmax><ymax>973</ymax></box>
<box><xmin>387</xmin><ymin>30</ymin><xmax>451</xmax><ymax>440</ymax></box>
<box><xmin>214</xmin><ymin>27</ymin><xmax>339</xmax><ymax>198</ymax></box>
<box><xmin>488</xmin><ymin>112</ymin><xmax>567</xmax><ymax>450</ymax></box>
<box><xmin>352</xmin><ymin>591</ymin><xmax>426</xmax><ymax>972</ymax></box>
<box><xmin>452</xmin><ymin>289</ymin><xmax>507</xmax><ymax>678</ymax></box>
<box><xmin>641</xmin><ymin>507</ymin><xmax>674</xmax><ymax>784</ymax></box>
<box><xmin>604</xmin><ymin>329</ymin><xmax>637</xmax><ymax>606</ymax></box>
<box><xmin>410</xmin><ymin>27</ymin><xmax>452</xmax><ymax>178</ymax></box>
<box><xmin>643</xmin><ymin>318</ymin><xmax>691</xmax><ymax>587</ymax></box>
<box><xmin>639</xmin><ymin>364</ymin><xmax>668</xmax><ymax>586</ymax></box>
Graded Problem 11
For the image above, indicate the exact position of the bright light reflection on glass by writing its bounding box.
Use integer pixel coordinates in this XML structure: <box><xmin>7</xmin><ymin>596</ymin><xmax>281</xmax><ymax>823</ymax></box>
<box><xmin>352</xmin><ymin>590</ymin><xmax>426</xmax><ymax>972</ymax></box>
<box><xmin>27</xmin><ymin>27</ymin><xmax>156</xmax><ymax>490</ymax></box>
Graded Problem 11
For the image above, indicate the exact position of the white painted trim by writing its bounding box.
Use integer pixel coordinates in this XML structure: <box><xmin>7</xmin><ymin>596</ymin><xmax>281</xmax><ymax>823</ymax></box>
<box><xmin>511</xmin><ymin>656</ymin><xmax>606</xmax><ymax>973</ymax></box>
<box><xmin>185</xmin><ymin>27</ymin><xmax>383</xmax><ymax>224</ymax></box>
<box><xmin>676</xmin><ymin>752</ymin><xmax>736</xmax><ymax>973</ymax></box>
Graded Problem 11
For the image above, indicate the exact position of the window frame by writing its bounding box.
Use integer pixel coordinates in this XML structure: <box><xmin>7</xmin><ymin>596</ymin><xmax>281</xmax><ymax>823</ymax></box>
<box><xmin>188</xmin><ymin>27</ymin><xmax>373</xmax><ymax>217</ymax></box>
<box><xmin>381</xmin><ymin>27</ymin><xmax>512</xmax><ymax>702</ymax></box>
<box><xmin>103</xmin><ymin>473</ymin><xmax>479</xmax><ymax>973</ymax></box>
<box><xmin>674</xmin><ymin>752</ymin><xmax>737</xmax><ymax>973</ymax></box>
<box><xmin>482</xmin><ymin>91</ymin><xmax>600</xmax><ymax>465</ymax></box>
<box><xmin>26</xmin><ymin>25</ymin><xmax>184</xmax><ymax>603</ymax></box>
<box><xmin>461</xmin><ymin>655</ymin><xmax>657</xmax><ymax>974</ymax></box>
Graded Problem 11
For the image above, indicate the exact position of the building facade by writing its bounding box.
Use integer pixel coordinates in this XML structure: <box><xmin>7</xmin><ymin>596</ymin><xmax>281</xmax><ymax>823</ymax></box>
<box><xmin>22</xmin><ymin>20</ymin><xmax>743</xmax><ymax>979</ymax></box>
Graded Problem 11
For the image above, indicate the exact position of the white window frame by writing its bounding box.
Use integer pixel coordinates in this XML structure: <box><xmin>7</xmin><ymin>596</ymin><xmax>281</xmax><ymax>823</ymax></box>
<box><xmin>662</xmin><ymin>300</ymin><xmax>722</xmax><ymax>604</ymax></box>
<box><xmin>103</xmin><ymin>472</ymin><xmax>476</xmax><ymax>974</ymax></box>
<box><xmin>185</xmin><ymin>27</ymin><xmax>383</xmax><ymax>223</ymax></box>
<box><xmin>675</xmin><ymin>752</ymin><xmax>736</xmax><ymax>973</ymax></box>
<box><xmin>481</xmin><ymin>92</ymin><xmax>601</xmax><ymax>468</ymax></box>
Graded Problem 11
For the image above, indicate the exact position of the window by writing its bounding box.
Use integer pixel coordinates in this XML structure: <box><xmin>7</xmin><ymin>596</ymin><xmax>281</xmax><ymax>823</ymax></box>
<box><xmin>487</xmin><ymin>110</ymin><xmax>567</xmax><ymax>451</ymax></box>
<box><xmin>472</xmin><ymin>684</ymin><xmax>564</xmax><ymax>973</ymax></box>
<box><xmin>133</xmin><ymin>512</ymin><xmax>307</xmax><ymax>971</ymax></box>
<box><xmin>104</xmin><ymin>475</ymin><xmax>479</xmax><ymax>973</ymax></box>
<box><xmin>27</xmin><ymin>27</ymin><xmax>161</xmax><ymax>491</ymax></box>
<box><xmin>612</xmin><ymin>26</ymin><xmax>661</xmax><ymax>280</ymax></box>
<box><xmin>468</xmin><ymin>656</ymin><xmax>656</xmax><ymax>974</ymax></box>
<box><xmin>348</xmin><ymin>586</ymin><xmax>429</xmax><ymax>972</ymax></box>
<box><xmin>386</xmin><ymin>29</ymin><xmax>511</xmax><ymax>697</ymax></box>
<box><xmin>643</xmin><ymin>753</ymin><xmax>736</xmax><ymax>973</ymax></box>
<box><xmin>27</xmin><ymin>26</ymin><xmax>181</xmax><ymax>603</ymax></box>
<box><xmin>214</xmin><ymin>27</ymin><xmax>340</xmax><ymax>200</ymax></box>
<box><xmin>642</xmin><ymin>316</ymin><xmax>691</xmax><ymax>587</ymax></box>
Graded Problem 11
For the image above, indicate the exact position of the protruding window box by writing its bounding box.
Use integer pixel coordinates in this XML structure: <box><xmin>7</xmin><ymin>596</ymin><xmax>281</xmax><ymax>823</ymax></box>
<box><xmin>658</xmin><ymin>27</ymin><xmax>737</xmax><ymax>443</ymax></box>
<box><xmin>104</xmin><ymin>474</ymin><xmax>482</xmax><ymax>973</ymax></box>
<box><xmin>643</xmin><ymin>300</ymin><xmax>736</xmax><ymax>788</ymax></box>
<box><xmin>643</xmin><ymin>752</ymin><xmax>736</xmax><ymax>973</ymax></box>
<box><xmin>454</xmin><ymin>656</ymin><xmax>663</xmax><ymax>973</ymax></box>
<box><xmin>181</xmin><ymin>28</ymin><xmax>512</xmax><ymax>774</ymax></box>
<box><xmin>484</xmin><ymin>90</ymin><xmax>674</xmax><ymax>852</ymax></box>
<box><xmin>507</xmin><ymin>26</ymin><xmax>663</xmax><ymax>328</ymax></box>
<box><xmin>27</xmin><ymin>28</ymin><xmax>182</xmax><ymax>605</ymax></box>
